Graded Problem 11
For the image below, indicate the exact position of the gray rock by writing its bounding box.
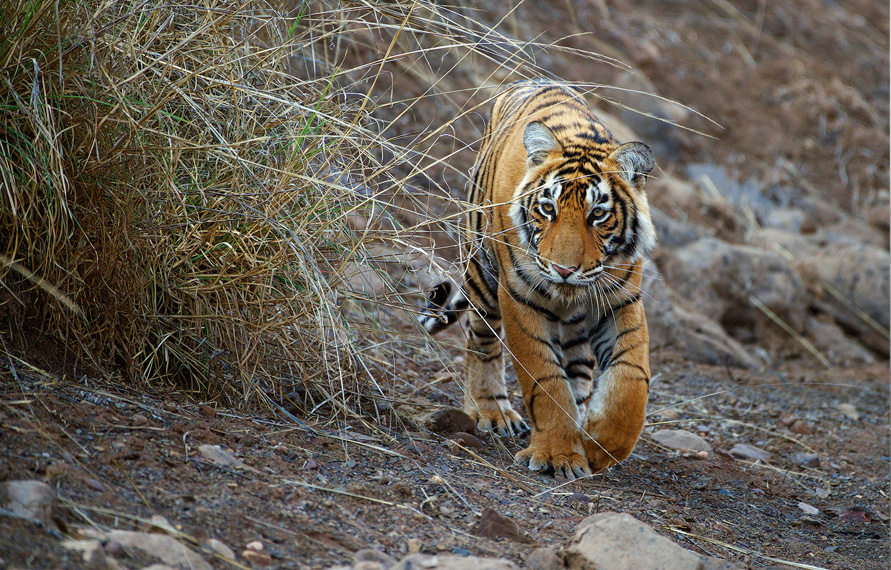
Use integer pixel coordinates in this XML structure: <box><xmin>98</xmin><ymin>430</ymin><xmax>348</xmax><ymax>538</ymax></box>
<box><xmin>805</xmin><ymin>316</ymin><xmax>875</xmax><ymax>366</ymax></box>
<box><xmin>566</xmin><ymin>512</ymin><xmax>704</xmax><ymax>570</ymax></box>
<box><xmin>103</xmin><ymin>530</ymin><xmax>212</xmax><ymax>570</ymax></box>
<box><xmin>61</xmin><ymin>539</ymin><xmax>107</xmax><ymax>570</ymax></box>
<box><xmin>729</xmin><ymin>444</ymin><xmax>772</xmax><ymax>462</ymax></box>
<box><xmin>355</xmin><ymin>548</ymin><xmax>397</xmax><ymax>570</ymax></box>
<box><xmin>661</xmin><ymin>238</ymin><xmax>808</xmax><ymax>335</ymax></box>
<box><xmin>809</xmin><ymin>244</ymin><xmax>890</xmax><ymax>331</ymax></box>
<box><xmin>474</xmin><ymin>508</ymin><xmax>530</xmax><ymax>543</ymax></box>
<box><xmin>5</xmin><ymin>480</ymin><xmax>55</xmax><ymax>524</ymax></box>
<box><xmin>525</xmin><ymin>547</ymin><xmax>563</xmax><ymax>570</ymax></box>
<box><xmin>197</xmin><ymin>445</ymin><xmax>244</xmax><ymax>469</ymax></box>
<box><xmin>643</xmin><ymin>270</ymin><xmax>760</xmax><ymax>369</ymax></box>
<box><xmin>391</xmin><ymin>554</ymin><xmax>518</xmax><ymax>570</ymax></box>
<box><xmin>652</xmin><ymin>430</ymin><xmax>713</xmax><ymax>453</ymax></box>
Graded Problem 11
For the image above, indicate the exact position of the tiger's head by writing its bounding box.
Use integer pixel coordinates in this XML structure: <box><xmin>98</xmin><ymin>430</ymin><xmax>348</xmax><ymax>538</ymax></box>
<box><xmin>508</xmin><ymin>121</ymin><xmax>656</xmax><ymax>291</ymax></box>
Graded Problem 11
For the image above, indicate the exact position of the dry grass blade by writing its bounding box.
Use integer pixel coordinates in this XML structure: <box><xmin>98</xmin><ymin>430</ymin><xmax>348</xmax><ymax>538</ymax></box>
<box><xmin>667</xmin><ymin>526</ymin><xmax>831</xmax><ymax>570</ymax></box>
<box><xmin>749</xmin><ymin>295</ymin><xmax>832</xmax><ymax>368</ymax></box>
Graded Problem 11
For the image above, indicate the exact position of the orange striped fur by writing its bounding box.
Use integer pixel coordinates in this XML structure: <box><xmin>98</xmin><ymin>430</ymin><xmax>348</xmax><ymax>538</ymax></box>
<box><xmin>424</xmin><ymin>80</ymin><xmax>656</xmax><ymax>477</ymax></box>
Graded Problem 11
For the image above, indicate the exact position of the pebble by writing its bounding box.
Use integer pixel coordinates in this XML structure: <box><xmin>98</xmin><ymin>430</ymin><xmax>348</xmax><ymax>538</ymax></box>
<box><xmin>427</xmin><ymin>408</ymin><xmax>475</xmax><ymax>435</ymax></box>
<box><xmin>729</xmin><ymin>444</ymin><xmax>772</xmax><ymax>462</ymax></box>
<box><xmin>198</xmin><ymin>444</ymin><xmax>245</xmax><ymax>468</ymax></box>
<box><xmin>793</xmin><ymin>452</ymin><xmax>821</xmax><ymax>468</ymax></box>
<box><xmin>526</xmin><ymin>547</ymin><xmax>562</xmax><ymax>570</ymax></box>
<box><xmin>242</xmin><ymin>549</ymin><xmax>274</xmax><ymax>567</ymax></box>
<box><xmin>651</xmin><ymin>429</ymin><xmax>713</xmax><ymax>453</ymax></box>
<box><xmin>407</xmin><ymin>538</ymin><xmax>422</xmax><ymax>554</ymax></box>
<box><xmin>836</xmin><ymin>403</ymin><xmax>860</xmax><ymax>421</ymax></box>
<box><xmin>798</xmin><ymin>502</ymin><xmax>820</xmax><ymax>516</ymax></box>
<box><xmin>206</xmin><ymin>538</ymin><xmax>235</xmax><ymax>560</ymax></box>
<box><xmin>354</xmin><ymin>548</ymin><xmax>397</xmax><ymax>568</ymax></box>
<box><xmin>246</xmin><ymin>541</ymin><xmax>264</xmax><ymax>551</ymax></box>
<box><xmin>448</xmin><ymin>432</ymin><xmax>483</xmax><ymax>451</ymax></box>
<box><xmin>104</xmin><ymin>540</ymin><xmax>125</xmax><ymax>557</ymax></box>
<box><xmin>788</xmin><ymin>420</ymin><xmax>813</xmax><ymax>435</ymax></box>
<box><xmin>5</xmin><ymin>480</ymin><xmax>55</xmax><ymax>524</ymax></box>
<box><xmin>85</xmin><ymin>478</ymin><xmax>107</xmax><ymax>492</ymax></box>
<box><xmin>474</xmin><ymin>508</ymin><xmax>530</xmax><ymax>543</ymax></box>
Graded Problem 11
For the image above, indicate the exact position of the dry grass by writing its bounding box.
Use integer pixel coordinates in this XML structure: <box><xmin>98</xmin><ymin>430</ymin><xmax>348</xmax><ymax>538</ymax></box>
<box><xmin>0</xmin><ymin>0</ymin><xmax>626</xmax><ymax>419</ymax></box>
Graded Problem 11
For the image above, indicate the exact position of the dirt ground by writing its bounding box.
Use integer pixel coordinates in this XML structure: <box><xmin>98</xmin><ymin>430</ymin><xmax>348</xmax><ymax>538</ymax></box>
<box><xmin>1</xmin><ymin>343</ymin><xmax>888</xmax><ymax>569</ymax></box>
<box><xmin>1</xmin><ymin>1</ymin><xmax>888</xmax><ymax>569</ymax></box>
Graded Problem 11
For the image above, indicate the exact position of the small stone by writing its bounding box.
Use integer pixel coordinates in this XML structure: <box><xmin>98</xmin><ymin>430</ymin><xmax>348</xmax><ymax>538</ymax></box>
<box><xmin>85</xmin><ymin>478</ymin><xmax>107</xmax><ymax>492</ymax></box>
<box><xmin>391</xmin><ymin>554</ymin><xmax>518</xmax><ymax>570</ymax></box>
<box><xmin>61</xmin><ymin>539</ymin><xmax>107</xmax><ymax>570</ymax></box>
<box><xmin>789</xmin><ymin>420</ymin><xmax>813</xmax><ymax>435</ymax></box>
<box><xmin>355</xmin><ymin>548</ymin><xmax>397</xmax><ymax>569</ymax></box>
<box><xmin>474</xmin><ymin>508</ymin><xmax>530</xmax><ymax>543</ymax></box>
<box><xmin>102</xmin><ymin>530</ymin><xmax>212</xmax><ymax>570</ymax></box>
<box><xmin>242</xmin><ymin>549</ymin><xmax>274</xmax><ymax>567</ymax></box>
<box><xmin>104</xmin><ymin>540</ymin><xmax>125</xmax><ymax>557</ymax></box>
<box><xmin>245</xmin><ymin>540</ymin><xmax>264</xmax><ymax>551</ymax></box>
<box><xmin>5</xmin><ymin>480</ymin><xmax>55</xmax><ymax>524</ymax></box>
<box><xmin>427</xmin><ymin>408</ymin><xmax>476</xmax><ymax>435</ymax></box>
<box><xmin>198</xmin><ymin>444</ymin><xmax>245</xmax><ymax>468</ymax></box>
<box><xmin>657</xmin><ymin>408</ymin><xmax>681</xmax><ymax>421</ymax></box>
<box><xmin>798</xmin><ymin>502</ymin><xmax>820</xmax><ymax>516</ymax></box>
<box><xmin>448</xmin><ymin>432</ymin><xmax>483</xmax><ymax>450</ymax></box>
<box><xmin>46</xmin><ymin>462</ymin><xmax>71</xmax><ymax>480</ymax></box>
<box><xmin>526</xmin><ymin>547</ymin><xmax>563</xmax><ymax>570</ymax></box>
<box><xmin>651</xmin><ymin>429</ymin><xmax>712</xmax><ymax>453</ymax></box>
<box><xmin>836</xmin><ymin>403</ymin><xmax>859</xmax><ymax>421</ymax></box>
<box><xmin>145</xmin><ymin>515</ymin><xmax>177</xmax><ymax>535</ymax></box>
<box><xmin>206</xmin><ymin>538</ymin><xmax>235</xmax><ymax>560</ymax></box>
<box><xmin>793</xmin><ymin>453</ymin><xmax>821</xmax><ymax>468</ymax></box>
<box><xmin>729</xmin><ymin>444</ymin><xmax>772</xmax><ymax>462</ymax></box>
<box><xmin>407</xmin><ymin>538</ymin><xmax>422</xmax><ymax>554</ymax></box>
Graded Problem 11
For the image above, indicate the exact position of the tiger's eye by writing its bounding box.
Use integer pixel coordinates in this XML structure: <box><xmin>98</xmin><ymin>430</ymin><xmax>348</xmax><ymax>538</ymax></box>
<box><xmin>589</xmin><ymin>206</ymin><xmax>609</xmax><ymax>223</ymax></box>
<box><xmin>539</xmin><ymin>202</ymin><xmax>555</xmax><ymax>217</ymax></box>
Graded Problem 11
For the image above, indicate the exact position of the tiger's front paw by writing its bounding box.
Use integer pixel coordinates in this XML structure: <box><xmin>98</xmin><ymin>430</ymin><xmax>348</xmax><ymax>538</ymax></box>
<box><xmin>468</xmin><ymin>402</ymin><xmax>529</xmax><ymax>437</ymax></box>
<box><xmin>514</xmin><ymin>435</ymin><xmax>591</xmax><ymax>480</ymax></box>
<box><xmin>582</xmin><ymin>415</ymin><xmax>643</xmax><ymax>472</ymax></box>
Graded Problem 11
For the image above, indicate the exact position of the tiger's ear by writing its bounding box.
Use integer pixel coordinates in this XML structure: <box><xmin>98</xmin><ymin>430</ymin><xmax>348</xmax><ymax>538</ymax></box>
<box><xmin>523</xmin><ymin>121</ymin><xmax>562</xmax><ymax>166</ymax></box>
<box><xmin>610</xmin><ymin>142</ymin><xmax>655</xmax><ymax>188</ymax></box>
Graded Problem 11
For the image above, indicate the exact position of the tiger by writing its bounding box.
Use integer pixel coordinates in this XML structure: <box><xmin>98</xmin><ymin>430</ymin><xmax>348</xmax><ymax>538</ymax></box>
<box><xmin>421</xmin><ymin>80</ymin><xmax>656</xmax><ymax>478</ymax></box>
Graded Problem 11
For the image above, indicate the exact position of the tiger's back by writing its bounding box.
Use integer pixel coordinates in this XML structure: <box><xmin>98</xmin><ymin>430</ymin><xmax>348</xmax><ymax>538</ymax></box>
<box><xmin>425</xmin><ymin>80</ymin><xmax>656</xmax><ymax>477</ymax></box>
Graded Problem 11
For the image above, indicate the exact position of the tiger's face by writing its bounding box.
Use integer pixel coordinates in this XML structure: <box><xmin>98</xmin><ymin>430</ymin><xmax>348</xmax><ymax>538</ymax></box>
<box><xmin>509</xmin><ymin>121</ymin><xmax>656</xmax><ymax>291</ymax></box>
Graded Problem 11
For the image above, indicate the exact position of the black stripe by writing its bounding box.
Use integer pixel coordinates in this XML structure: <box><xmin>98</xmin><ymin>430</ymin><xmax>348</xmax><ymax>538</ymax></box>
<box><xmin>504</xmin><ymin>280</ymin><xmax>560</xmax><ymax>322</ymax></box>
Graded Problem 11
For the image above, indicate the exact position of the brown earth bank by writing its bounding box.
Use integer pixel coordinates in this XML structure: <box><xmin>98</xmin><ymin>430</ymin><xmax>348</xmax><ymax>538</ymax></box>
<box><xmin>2</xmin><ymin>0</ymin><xmax>889</xmax><ymax>569</ymax></box>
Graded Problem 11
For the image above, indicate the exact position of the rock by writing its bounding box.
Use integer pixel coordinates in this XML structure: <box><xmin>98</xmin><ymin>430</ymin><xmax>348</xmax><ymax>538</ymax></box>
<box><xmin>448</xmin><ymin>432</ymin><xmax>483</xmax><ymax>451</ymax></box>
<box><xmin>650</xmin><ymin>207</ymin><xmax>701</xmax><ymax>248</ymax></box>
<box><xmin>788</xmin><ymin>419</ymin><xmax>814</xmax><ymax>435</ymax></box>
<box><xmin>100</xmin><ymin>530</ymin><xmax>212</xmax><ymax>570</ymax></box>
<box><xmin>525</xmin><ymin>547</ymin><xmax>563</xmax><ymax>570</ymax></box>
<box><xmin>105</xmin><ymin>541</ymin><xmax>125</xmax><ymax>558</ymax></box>
<box><xmin>474</xmin><ymin>508</ymin><xmax>530</xmax><ymax>543</ymax></box>
<box><xmin>61</xmin><ymin>539</ymin><xmax>108</xmax><ymax>570</ymax></box>
<box><xmin>805</xmin><ymin>317</ymin><xmax>875</xmax><ymax>366</ymax></box>
<box><xmin>355</xmin><ymin>548</ymin><xmax>397</xmax><ymax>569</ymax></box>
<box><xmin>85</xmin><ymin>478</ymin><xmax>107</xmax><ymax>492</ymax></box>
<box><xmin>145</xmin><ymin>515</ymin><xmax>177</xmax><ymax>535</ymax></box>
<box><xmin>245</xmin><ymin>541</ymin><xmax>264</xmax><ymax>551</ymax></box>
<box><xmin>652</xmin><ymin>429</ymin><xmax>713</xmax><ymax>453</ymax></box>
<box><xmin>701</xmin><ymin>558</ymin><xmax>747</xmax><ymax>570</ymax></box>
<box><xmin>4</xmin><ymin>480</ymin><xmax>55</xmax><ymax>524</ymax></box>
<box><xmin>660</xmin><ymin>238</ymin><xmax>808</xmax><ymax>337</ymax></box>
<box><xmin>836</xmin><ymin>403</ymin><xmax>860</xmax><ymax>421</ymax></box>
<box><xmin>197</xmin><ymin>445</ymin><xmax>244</xmax><ymax>469</ymax></box>
<box><xmin>391</xmin><ymin>554</ymin><xmax>518</xmax><ymax>570</ymax></box>
<box><xmin>809</xmin><ymin>243</ymin><xmax>890</xmax><ymax>333</ymax></box>
<box><xmin>729</xmin><ymin>444</ymin><xmax>771</xmax><ymax>462</ymax></box>
<box><xmin>643</xmin><ymin>271</ymin><xmax>760</xmax><ymax>369</ymax></box>
<box><xmin>566</xmin><ymin>512</ymin><xmax>704</xmax><ymax>570</ymax></box>
<box><xmin>242</xmin><ymin>550</ymin><xmax>274</xmax><ymax>567</ymax></box>
<box><xmin>798</xmin><ymin>502</ymin><xmax>820</xmax><ymax>516</ymax></box>
<box><xmin>793</xmin><ymin>453</ymin><xmax>821</xmax><ymax>468</ymax></box>
<box><xmin>205</xmin><ymin>538</ymin><xmax>235</xmax><ymax>560</ymax></box>
<box><xmin>427</xmin><ymin>408</ymin><xmax>475</xmax><ymax>435</ymax></box>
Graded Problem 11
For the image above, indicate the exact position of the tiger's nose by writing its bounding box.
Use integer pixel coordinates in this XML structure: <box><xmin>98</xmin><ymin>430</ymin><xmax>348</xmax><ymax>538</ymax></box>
<box><xmin>553</xmin><ymin>264</ymin><xmax>578</xmax><ymax>279</ymax></box>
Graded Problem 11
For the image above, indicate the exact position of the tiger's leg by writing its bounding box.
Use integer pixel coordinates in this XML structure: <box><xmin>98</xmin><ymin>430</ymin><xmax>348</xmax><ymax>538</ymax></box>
<box><xmin>582</xmin><ymin>291</ymin><xmax>650</xmax><ymax>472</ymax></box>
<box><xmin>501</xmin><ymin>292</ymin><xmax>591</xmax><ymax>479</ymax></box>
<box><xmin>463</xmin><ymin>307</ymin><xmax>528</xmax><ymax>436</ymax></box>
<box><xmin>559</xmin><ymin>314</ymin><xmax>596</xmax><ymax>418</ymax></box>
